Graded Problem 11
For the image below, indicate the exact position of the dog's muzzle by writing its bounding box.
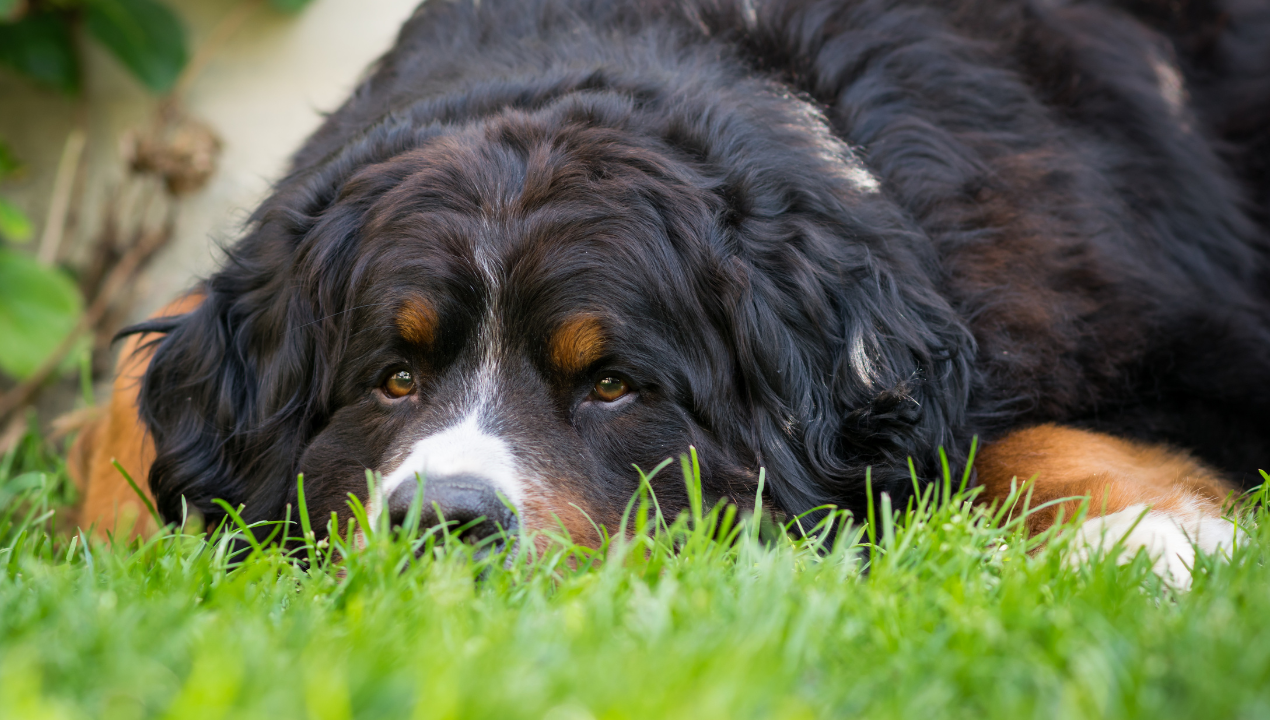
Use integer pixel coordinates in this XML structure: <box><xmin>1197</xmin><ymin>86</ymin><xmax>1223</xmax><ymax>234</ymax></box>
<box><xmin>386</xmin><ymin>474</ymin><xmax>519</xmax><ymax>542</ymax></box>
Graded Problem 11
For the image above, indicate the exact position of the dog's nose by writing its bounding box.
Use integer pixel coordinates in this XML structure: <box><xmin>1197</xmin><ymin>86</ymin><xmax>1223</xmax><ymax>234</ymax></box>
<box><xmin>385</xmin><ymin>474</ymin><xmax>517</xmax><ymax>541</ymax></box>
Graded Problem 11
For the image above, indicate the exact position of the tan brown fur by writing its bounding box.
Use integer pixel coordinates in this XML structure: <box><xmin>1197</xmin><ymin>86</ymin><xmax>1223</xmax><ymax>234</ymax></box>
<box><xmin>975</xmin><ymin>424</ymin><xmax>1235</xmax><ymax>535</ymax></box>
<box><xmin>549</xmin><ymin>314</ymin><xmax>605</xmax><ymax>375</ymax></box>
<box><xmin>69</xmin><ymin>293</ymin><xmax>204</xmax><ymax>537</ymax></box>
<box><xmin>396</xmin><ymin>296</ymin><xmax>438</xmax><ymax>346</ymax></box>
<box><xmin>520</xmin><ymin>487</ymin><xmax>604</xmax><ymax>551</ymax></box>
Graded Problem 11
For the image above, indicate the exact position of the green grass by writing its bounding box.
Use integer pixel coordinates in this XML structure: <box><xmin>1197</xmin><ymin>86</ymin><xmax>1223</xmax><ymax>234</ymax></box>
<box><xmin>2</xmin><ymin>428</ymin><xmax>1269</xmax><ymax>720</ymax></box>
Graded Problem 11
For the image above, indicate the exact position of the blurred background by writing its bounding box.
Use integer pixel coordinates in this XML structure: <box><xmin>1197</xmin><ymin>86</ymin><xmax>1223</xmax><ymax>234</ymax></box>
<box><xmin>0</xmin><ymin>0</ymin><xmax>418</xmax><ymax>451</ymax></box>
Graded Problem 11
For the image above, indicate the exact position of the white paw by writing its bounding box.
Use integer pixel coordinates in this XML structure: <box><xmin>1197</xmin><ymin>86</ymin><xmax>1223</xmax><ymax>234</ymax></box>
<box><xmin>1067</xmin><ymin>503</ymin><xmax>1242</xmax><ymax>591</ymax></box>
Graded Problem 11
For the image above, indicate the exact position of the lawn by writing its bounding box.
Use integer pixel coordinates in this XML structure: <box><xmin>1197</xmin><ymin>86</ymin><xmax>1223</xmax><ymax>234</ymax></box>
<box><xmin>2</xmin><ymin>427</ymin><xmax>1268</xmax><ymax>720</ymax></box>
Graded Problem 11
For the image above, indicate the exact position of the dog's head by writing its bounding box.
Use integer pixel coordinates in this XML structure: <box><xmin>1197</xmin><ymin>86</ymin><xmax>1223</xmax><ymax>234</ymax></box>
<box><xmin>137</xmin><ymin>70</ymin><xmax>973</xmax><ymax>544</ymax></box>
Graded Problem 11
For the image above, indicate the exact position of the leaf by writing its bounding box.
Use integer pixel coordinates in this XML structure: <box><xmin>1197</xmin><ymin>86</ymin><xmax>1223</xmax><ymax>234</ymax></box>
<box><xmin>85</xmin><ymin>0</ymin><xmax>187</xmax><ymax>94</ymax></box>
<box><xmin>0</xmin><ymin>247</ymin><xmax>83</xmax><ymax>380</ymax></box>
<box><xmin>268</xmin><ymin>0</ymin><xmax>319</xmax><ymax>13</ymax></box>
<box><xmin>0</xmin><ymin>140</ymin><xmax>20</xmax><ymax>179</ymax></box>
<box><xmin>267</xmin><ymin>0</ymin><xmax>316</xmax><ymax>12</ymax></box>
<box><xmin>0</xmin><ymin>197</ymin><xmax>32</xmax><ymax>243</ymax></box>
<box><xmin>0</xmin><ymin>12</ymin><xmax>80</xmax><ymax>94</ymax></box>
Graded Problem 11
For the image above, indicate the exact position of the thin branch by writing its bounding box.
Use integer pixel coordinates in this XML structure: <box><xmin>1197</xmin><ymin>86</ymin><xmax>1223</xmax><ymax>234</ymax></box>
<box><xmin>37</xmin><ymin>128</ymin><xmax>86</xmax><ymax>266</ymax></box>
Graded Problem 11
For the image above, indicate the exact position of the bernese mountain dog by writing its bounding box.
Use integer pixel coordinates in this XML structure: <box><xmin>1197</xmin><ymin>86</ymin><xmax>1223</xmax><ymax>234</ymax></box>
<box><xmin>73</xmin><ymin>0</ymin><xmax>1270</xmax><ymax>583</ymax></box>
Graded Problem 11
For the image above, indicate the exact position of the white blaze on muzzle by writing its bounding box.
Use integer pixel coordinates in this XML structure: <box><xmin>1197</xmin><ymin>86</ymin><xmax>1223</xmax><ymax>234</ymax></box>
<box><xmin>370</xmin><ymin>411</ymin><xmax>524</xmax><ymax>530</ymax></box>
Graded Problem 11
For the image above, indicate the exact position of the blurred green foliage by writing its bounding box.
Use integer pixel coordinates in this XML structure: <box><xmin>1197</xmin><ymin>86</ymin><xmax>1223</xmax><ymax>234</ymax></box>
<box><xmin>0</xmin><ymin>10</ymin><xmax>78</xmax><ymax>92</ymax></box>
<box><xmin>0</xmin><ymin>141</ymin><xmax>32</xmax><ymax>244</ymax></box>
<box><xmin>85</xmin><ymin>0</ymin><xmax>189</xmax><ymax>94</ymax></box>
<box><xmin>0</xmin><ymin>0</ymin><xmax>316</xmax><ymax>96</ymax></box>
<box><xmin>0</xmin><ymin>0</ymin><xmax>314</xmax><ymax>384</ymax></box>
<box><xmin>0</xmin><ymin>142</ymin><xmax>78</xmax><ymax>382</ymax></box>
<box><xmin>0</xmin><ymin>246</ymin><xmax>84</xmax><ymax>379</ymax></box>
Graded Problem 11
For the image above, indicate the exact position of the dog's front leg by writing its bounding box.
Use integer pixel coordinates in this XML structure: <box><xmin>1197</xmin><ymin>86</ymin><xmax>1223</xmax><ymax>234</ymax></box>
<box><xmin>975</xmin><ymin>424</ymin><xmax>1244</xmax><ymax>589</ymax></box>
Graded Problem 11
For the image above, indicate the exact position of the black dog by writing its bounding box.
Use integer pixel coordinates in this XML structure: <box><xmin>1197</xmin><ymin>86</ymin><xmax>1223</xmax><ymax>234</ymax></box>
<box><xmin>121</xmin><ymin>0</ymin><xmax>1269</xmax><ymax>549</ymax></box>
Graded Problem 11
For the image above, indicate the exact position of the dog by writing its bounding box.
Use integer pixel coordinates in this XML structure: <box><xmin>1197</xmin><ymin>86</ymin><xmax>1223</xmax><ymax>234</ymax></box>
<box><xmin>72</xmin><ymin>0</ymin><xmax>1269</xmax><ymax>583</ymax></box>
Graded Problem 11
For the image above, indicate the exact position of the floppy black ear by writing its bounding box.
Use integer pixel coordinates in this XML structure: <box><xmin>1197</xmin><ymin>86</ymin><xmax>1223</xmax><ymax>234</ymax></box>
<box><xmin>707</xmin><ymin>143</ymin><xmax>978</xmax><ymax>521</ymax></box>
<box><xmin>624</xmin><ymin>59</ymin><xmax>980</xmax><ymax>522</ymax></box>
<box><xmin>132</xmin><ymin>115</ymin><xmax>423</xmax><ymax>527</ymax></box>
<box><xmin>134</xmin><ymin>219</ymin><xmax>338</xmax><ymax>527</ymax></box>
<box><xmin>724</xmin><ymin>215</ymin><xmax>976</xmax><ymax>522</ymax></box>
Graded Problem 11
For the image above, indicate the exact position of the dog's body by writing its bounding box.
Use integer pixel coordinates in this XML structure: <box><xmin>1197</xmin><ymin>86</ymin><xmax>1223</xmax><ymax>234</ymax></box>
<box><xmin>74</xmin><ymin>0</ymin><xmax>1268</xmax><ymax>574</ymax></box>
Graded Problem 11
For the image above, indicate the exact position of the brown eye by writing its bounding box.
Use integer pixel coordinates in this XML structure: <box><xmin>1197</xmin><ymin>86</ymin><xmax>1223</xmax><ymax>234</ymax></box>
<box><xmin>384</xmin><ymin>370</ymin><xmax>416</xmax><ymax>398</ymax></box>
<box><xmin>593</xmin><ymin>376</ymin><xmax>628</xmax><ymax>402</ymax></box>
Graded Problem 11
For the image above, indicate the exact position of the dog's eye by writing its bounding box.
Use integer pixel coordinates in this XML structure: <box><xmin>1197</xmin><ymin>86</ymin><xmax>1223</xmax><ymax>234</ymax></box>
<box><xmin>593</xmin><ymin>376</ymin><xmax>628</xmax><ymax>402</ymax></box>
<box><xmin>384</xmin><ymin>370</ymin><xmax>416</xmax><ymax>398</ymax></box>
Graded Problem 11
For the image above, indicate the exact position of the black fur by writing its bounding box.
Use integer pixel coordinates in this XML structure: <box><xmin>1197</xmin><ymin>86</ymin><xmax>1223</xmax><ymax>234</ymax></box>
<box><xmin>134</xmin><ymin>0</ymin><xmax>1270</xmax><ymax>535</ymax></box>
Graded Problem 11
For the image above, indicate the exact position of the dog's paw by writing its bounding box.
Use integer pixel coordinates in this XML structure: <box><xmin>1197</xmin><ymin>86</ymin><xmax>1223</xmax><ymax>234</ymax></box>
<box><xmin>1067</xmin><ymin>503</ymin><xmax>1242</xmax><ymax>590</ymax></box>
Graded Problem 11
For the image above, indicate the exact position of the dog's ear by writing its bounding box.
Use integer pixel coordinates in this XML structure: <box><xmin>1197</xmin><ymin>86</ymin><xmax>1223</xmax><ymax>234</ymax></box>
<box><xmin>644</xmin><ymin>79</ymin><xmax>980</xmax><ymax>522</ymax></box>
<box><xmin>133</xmin><ymin>138</ymin><xmax>408</xmax><ymax>527</ymax></box>
<box><xmin>723</xmin><ymin>208</ymin><xmax>976</xmax><ymax>522</ymax></box>
<box><xmin>135</xmin><ymin>224</ymin><xmax>334</xmax><ymax>527</ymax></box>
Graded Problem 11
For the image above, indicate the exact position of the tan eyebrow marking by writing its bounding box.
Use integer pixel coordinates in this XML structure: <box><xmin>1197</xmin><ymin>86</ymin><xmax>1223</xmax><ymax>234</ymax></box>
<box><xmin>396</xmin><ymin>296</ymin><xmax>438</xmax><ymax>346</ymax></box>
<box><xmin>550</xmin><ymin>315</ymin><xmax>606</xmax><ymax>374</ymax></box>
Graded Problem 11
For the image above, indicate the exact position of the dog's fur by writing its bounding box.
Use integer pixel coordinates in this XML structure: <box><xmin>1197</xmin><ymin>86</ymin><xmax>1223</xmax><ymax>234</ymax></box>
<box><xmin>74</xmin><ymin>0</ymin><xmax>1268</xmax><ymax>563</ymax></box>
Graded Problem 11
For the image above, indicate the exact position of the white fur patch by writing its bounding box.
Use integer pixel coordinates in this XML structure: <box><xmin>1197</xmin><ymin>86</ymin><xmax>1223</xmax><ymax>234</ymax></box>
<box><xmin>1067</xmin><ymin>503</ymin><xmax>1242</xmax><ymax>591</ymax></box>
<box><xmin>1150</xmin><ymin>54</ymin><xmax>1186</xmax><ymax>119</ymax></box>
<box><xmin>786</xmin><ymin>97</ymin><xmax>881</xmax><ymax>195</ymax></box>
<box><xmin>843</xmin><ymin>162</ymin><xmax>882</xmax><ymax>194</ymax></box>
<box><xmin>380</xmin><ymin>414</ymin><xmax>522</xmax><ymax>503</ymax></box>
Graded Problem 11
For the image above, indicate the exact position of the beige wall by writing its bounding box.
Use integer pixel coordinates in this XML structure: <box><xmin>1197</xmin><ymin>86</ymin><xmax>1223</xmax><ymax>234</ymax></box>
<box><xmin>0</xmin><ymin>0</ymin><xmax>420</xmax><ymax>320</ymax></box>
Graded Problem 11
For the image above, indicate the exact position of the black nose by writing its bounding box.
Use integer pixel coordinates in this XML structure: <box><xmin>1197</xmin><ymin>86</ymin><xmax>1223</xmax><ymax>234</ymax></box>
<box><xmin>386</xmin><ymin>474</ymin><xmax>518</xmax><ymax>542</ymax></box>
